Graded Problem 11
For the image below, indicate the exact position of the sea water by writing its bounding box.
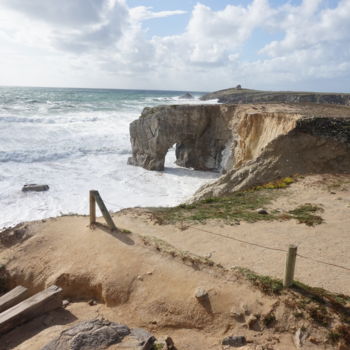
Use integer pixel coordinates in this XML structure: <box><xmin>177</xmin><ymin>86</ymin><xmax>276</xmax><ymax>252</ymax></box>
<box><xmin>0</xmin><ymin>86</ymin><xmax>218</xmax><ymax>228</ymax></box>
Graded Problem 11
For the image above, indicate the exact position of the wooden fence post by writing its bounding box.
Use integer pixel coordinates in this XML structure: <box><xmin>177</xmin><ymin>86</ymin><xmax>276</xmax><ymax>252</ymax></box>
<box><xmin>89</xmin><ymin>190</ymin><xmax>96</xmax><ymax>226</ymax></box>
<box><xmin>89</xmin><ymin>190</ymin><xmax>117</xmax><ymax>231</ymax></box>
<box><xmin>283</xmin><ymin>244</ymin><xmax>298</xmax><ymax>288</ymax></box>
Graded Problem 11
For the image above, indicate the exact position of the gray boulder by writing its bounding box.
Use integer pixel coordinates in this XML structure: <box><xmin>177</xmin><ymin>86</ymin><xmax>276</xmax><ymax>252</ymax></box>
<box><xmin>22</xmin><ymin>184</ymin><xmax>49</xmax><ymax>192</ymax></box>
<box><xmin>41</xmin><ymin>319</ymin><xmax>130</xmax><ymax>350</ymax></box>
<box><xmin>222</xmin><ymin>335</ymin><xmax>247</xmax><ymax>347</ymax></box>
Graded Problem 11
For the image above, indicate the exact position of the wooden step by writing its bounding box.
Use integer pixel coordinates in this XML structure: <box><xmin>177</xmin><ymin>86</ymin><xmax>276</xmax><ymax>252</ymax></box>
<box><xmin>0</xmin><ymin>286</ymin><xmax>28</xmax><ymax>313</ymax></box>
<box><xmin>0</xmin><ymin>285</ymin><xmax>62</xmax><ymax>334</ymax></box>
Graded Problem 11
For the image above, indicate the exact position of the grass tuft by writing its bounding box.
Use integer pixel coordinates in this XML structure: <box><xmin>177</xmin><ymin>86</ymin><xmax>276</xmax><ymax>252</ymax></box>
<box><xmin>235</xmin><ymin>267</ymin><xmax>284</xmax><ymax>295</ymax></box>
<box><xmin>288</xmin><ymin>204</ymin><xmax>324</xmax><ymax>226</ymax></box>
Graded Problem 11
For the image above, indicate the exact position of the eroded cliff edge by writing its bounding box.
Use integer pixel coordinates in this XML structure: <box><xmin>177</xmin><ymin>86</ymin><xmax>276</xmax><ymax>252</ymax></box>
<box><xmin>128</xmin><ymin>103</ymin><xmax>350</xmax><ymax>199</ymax></box>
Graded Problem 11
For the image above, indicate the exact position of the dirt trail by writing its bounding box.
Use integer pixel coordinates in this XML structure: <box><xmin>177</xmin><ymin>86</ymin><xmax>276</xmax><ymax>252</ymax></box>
<box><xmin>116</xmin><ymin>175</ymin><xmax>350</xmax><ymax>295</ymax></box>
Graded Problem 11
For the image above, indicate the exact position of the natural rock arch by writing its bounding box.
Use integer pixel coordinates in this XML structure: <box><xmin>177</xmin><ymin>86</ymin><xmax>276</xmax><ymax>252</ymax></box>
<box><xmin>128</xmin><ymin>105</ymin><xmax>235</xmax><ymax>171</ymax></box>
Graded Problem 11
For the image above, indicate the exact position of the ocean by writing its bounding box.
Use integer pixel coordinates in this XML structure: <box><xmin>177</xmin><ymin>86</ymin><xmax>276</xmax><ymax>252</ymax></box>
<box><xmin>0</xmin><ymin>86</ymin><xmax>218</xmax><ymax>228</ymax></box>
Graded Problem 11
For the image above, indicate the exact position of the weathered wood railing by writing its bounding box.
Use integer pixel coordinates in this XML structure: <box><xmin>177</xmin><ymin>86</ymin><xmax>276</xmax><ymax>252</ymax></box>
<box><xmin>89</xmin><ymin>190</ymin><xmax>117</xmax><ymax>231</ymax></box>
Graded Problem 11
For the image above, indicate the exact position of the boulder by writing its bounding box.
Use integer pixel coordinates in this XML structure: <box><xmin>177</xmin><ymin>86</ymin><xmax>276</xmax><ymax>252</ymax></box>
<box><xmin>40</xmin><ymin>320</ymin><xmax>169</xmax><ymax>350</ymax></box>
<box><xmin>41</xmin><ymin>319</ymin><xmax>130</xmax><ymax>350</ymax></box>
<box><xmin>222</xmin><ymin>335</ymin><xmax>247</xmax><ymax>347</ymax></box>
<box><xmin>22</xmin><ymin>184</ymin><xmax>49</xmax><ymax>192</ymax></box>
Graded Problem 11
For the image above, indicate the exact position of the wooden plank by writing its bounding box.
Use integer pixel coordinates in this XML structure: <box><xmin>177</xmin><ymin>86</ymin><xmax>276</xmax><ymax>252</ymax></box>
<box><xmin>0</xmin><ymin>285</ymin><xmax>62</xmax><ymax>334</ymax></box>
<box><xmin>92</xmin><ymin>191</ymin><xmax>117</xmax><ymax>231</ymax></box>
<box><xmin>0</xmin><ymin>286</ymin><xmax>28</xmax><ymax>313</ymax></box>
<box><xmin>89</xmin><ymin>190</ymin><xmax>96</xmax><ymax>226</ymax></box>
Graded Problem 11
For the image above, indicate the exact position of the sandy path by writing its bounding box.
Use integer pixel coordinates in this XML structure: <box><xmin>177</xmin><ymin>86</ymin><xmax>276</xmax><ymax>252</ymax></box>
<box><xmin>115</xmin><ymin>175</ymin><xmax>350</xmax><ymax>295</ymax></box>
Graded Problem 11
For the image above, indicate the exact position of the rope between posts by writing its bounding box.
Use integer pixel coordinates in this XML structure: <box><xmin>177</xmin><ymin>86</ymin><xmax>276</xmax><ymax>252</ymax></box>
<box><xmin>91</xmin><ymin>190</ymin><xmax>350</xmax><ymax>273</ymax></box>
<box><xmin>296</xmin><ymin>253</ymin><xmax>350</xmax><ymax>272</ymax></box>
<box><xmin>189</xmin><ymin>226</ymin><xmax>350</xmax><ymax>272</ymax></box>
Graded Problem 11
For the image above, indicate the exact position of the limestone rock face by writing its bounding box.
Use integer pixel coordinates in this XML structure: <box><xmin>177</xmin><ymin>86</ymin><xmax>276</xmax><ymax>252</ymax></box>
<box><xmin>128</xmin><ymin>103</ymin><xmax>350</xmax><ymax>199</ymax></box>
<box><xmin>128</xmin><ymin>105</ymin><xmax>235</xmax><ymax>171</ymax></box>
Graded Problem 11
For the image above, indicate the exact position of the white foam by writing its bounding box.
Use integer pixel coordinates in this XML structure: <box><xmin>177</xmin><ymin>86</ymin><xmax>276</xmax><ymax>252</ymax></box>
<box><xmin>0</xmin><ymin>89</ymin><xmax>219</xmax><ymax>228</ymax></box>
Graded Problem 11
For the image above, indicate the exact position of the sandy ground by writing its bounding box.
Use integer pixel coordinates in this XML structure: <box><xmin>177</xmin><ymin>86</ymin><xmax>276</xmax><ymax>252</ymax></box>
<box><xmin>0</xmin><ymin>213</ymin><xmax>279</xmax><ymax>350</ymax></box>
<box><xmin>0</xmin><ymin>174</ymin><xmax>349</xmax><ymax>350</ymax></box>
<box><xmin>115</xmin><ymin>174</ymin><xmax>350</xmax><ymax>295</ymax></box>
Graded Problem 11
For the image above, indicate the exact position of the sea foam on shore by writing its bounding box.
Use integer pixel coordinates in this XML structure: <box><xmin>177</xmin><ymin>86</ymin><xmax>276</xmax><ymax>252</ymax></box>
<box><xmin>0</xmin><ymin>87</ymin><xmax>218</xmax><ymax>228</ymax></box>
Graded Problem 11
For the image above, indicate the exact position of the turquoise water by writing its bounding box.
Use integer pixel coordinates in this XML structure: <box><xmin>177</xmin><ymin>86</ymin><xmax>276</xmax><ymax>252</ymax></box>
<box><xmin>0</xmin><ymin>86</ymin><xmax>218</xmax><ymax>227</ymax></box>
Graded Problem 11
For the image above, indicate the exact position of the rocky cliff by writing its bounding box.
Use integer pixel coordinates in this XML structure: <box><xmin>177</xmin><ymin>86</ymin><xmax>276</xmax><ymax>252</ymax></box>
<box><xmin>128</xmin><ymin>103</ymin><xmax>350</xmax><ymax>198</ymax></box>
<box><xmin>128</xmin><ymin>105</ymin><xmax>235</xmax><ymax>171</ymax></box>
<box><xmin>200</xmin><ymin>88</ymin><xmax>350</xmax><ymax>106</ymax></box>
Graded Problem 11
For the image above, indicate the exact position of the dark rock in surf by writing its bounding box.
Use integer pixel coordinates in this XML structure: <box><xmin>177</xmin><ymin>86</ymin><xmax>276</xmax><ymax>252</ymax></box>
<box><xmin>22</xmin><ymin>184</ymin><xmax>49</xmax><ymax>192</ymax></box>
<box><xmin>179</xmin><ymin>92</ymin><xmax>194</xmax><ymax>99</ymax></box>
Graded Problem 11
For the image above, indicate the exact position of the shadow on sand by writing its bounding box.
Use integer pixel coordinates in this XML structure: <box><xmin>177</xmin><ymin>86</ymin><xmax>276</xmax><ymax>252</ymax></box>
<box><xmin>92</xmin><ymin>222</ymin><xmax>135</xmax><ymax>246</ymax></box>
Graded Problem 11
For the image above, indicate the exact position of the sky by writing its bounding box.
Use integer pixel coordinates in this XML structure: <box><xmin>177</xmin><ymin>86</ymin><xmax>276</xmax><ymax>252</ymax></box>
<box><xmin>0</xmin><ymin>0</ymin><xmax>349</xmax><ymax>92</ymax></box>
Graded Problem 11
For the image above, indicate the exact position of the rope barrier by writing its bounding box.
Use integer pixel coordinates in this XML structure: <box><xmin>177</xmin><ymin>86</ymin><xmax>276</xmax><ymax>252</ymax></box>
<box><xmin>189</xmin><ymin>225</ymin><xmax>350</xmax><ymax>272</ymax></box>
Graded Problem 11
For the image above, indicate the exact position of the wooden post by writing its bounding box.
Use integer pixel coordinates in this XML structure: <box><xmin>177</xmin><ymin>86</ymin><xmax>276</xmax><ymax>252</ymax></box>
<box><xmin>89</xmin><ymin>190</ymin><xmax>117</xmax><ymax>231</ymax></box>
<box><xmin>283</xmin><ymin>244</ymin><xmax>297</xmax><ymax>288</ymax></box>
<box><xmin>90</xmin><ymin>190</ymin><xmax>96</xmax><ymax>226</ymax></box>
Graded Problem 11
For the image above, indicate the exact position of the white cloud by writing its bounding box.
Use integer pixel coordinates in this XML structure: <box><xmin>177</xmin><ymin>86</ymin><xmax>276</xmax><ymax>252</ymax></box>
<box><xmin>0</xmin><ymin>0</ymin><xmax>349</xmax><ymax>91</ymax></box>
<box><xmin>185</xmin><ymin>0</ymin><xmax>272</xmax><ymax>63</ymax></box>
<box><xmin>130</xmin><ymin>6</ymin><xmax>186</xmax><ymax>21</ymax></box>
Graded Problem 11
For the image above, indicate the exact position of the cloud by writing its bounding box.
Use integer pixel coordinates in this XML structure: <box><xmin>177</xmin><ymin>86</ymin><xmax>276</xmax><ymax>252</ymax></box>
<box><xmin>130</xmin><ymin>6</ymin><xmax>187</xmax><ymax>21</ymax></box>
<box><xmin>0</xmin><ymin>0</ymin><xmax>129</xmax><ymax>53</ymax></box>
<box><xmin>0</xmin><ymin>0</ymin><xmax>114</xmax><ymax>27</ymax></box>
<box><xmin>185</xmin><ymin>0</ymin><xmax>272</xmax><ymax>63</ymax></box>
<box><xmin>0</xmin><ymin>0</ymin><xmax>349</xmax><ymax>91</ymax></box>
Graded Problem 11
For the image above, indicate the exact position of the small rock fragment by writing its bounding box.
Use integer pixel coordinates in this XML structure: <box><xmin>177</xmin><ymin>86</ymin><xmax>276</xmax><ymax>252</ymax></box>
<box><xmin>62</xmin><ymin>299</ymin><xmax>70</xmax><ymax>308</ymax></box>
<box><xmin>294</xmin><ymin>327</ymin><xmax>309</xmax><ymax>349</ymax></box>
<box><xmin>130</xmin><ymin>328</ymin><xmax>153</xmax><ymax>344</ymax></box>
<box><xmin>256</xmin><ymin>208</ymin><xmax>268</xmax><ymax>215</ymax></box>
<box><xmin>88</xmin><ymin>299</ymin><xmax>97</xmax><ymax>306</ymax></box>
<box><xmin>165</xmin><ymin>336</ymin><xmax>177</xmax><ymax>349</ymax></box>
<box><xmin>222</xmin><ymin>336</ymin><xmax>247</xmax><ymax>347</ymax></box>
<box><xmin>141</xmin><ymin>336</ymin><xmax>156</xmax><ymax>350</ymax></box>
<box><xmin>194</xmin><ymin>287</ymin><xmax>208</xmax><ymax>299</ymax></box>
<box><xmin>246</xmin><ymin>315</ymin><xmax>258</xmax><ymax>330</ymax></box>
<box><xmin>240</xmin><ymin>303</ymin><xmax>250</xmax><ymax>315</ymax></box>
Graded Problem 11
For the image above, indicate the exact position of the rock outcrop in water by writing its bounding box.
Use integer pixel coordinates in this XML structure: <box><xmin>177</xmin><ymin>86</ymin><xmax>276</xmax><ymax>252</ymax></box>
<box><xmin>128</xmin><ymin>103</ymin><xmax>350</xmax><ymax>198</ymax></box>
<box><xmin>200</xmin><ymin>87</ymin><xmax>350</xmax><ymax>105</ymax></box>
<box><xmin>128</xmin><ymin>105</ymin><xmax>235</xmax><ymax>171</ymax></box>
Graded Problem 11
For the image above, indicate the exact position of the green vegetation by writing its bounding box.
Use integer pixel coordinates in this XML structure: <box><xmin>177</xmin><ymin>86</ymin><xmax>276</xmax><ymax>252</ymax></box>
<box><xmin>120</xmin><ymin>228</ymin><xmax>131</xmax><ymax>234</ymax></box>
<box><xmin>141</xmin><ymin>236</ymin><xmax>216</xmax><ymax>268</ymax></box>
<box><xmin>253</xmin><ymin>177</ymin><xmax>294</xmax><ymax>190</ymax></box>
<box><xmin>235</xmin><ymin>267</ymin><xmax>284</xmax><ymax>295</ymax></box>
<box><xmin>288</xmin><ymin>203</ymin><xmax>324</xmax><ymax>226</ymax></box>
<box><xmin>149</xmin><ymin>177</ymin><xmax>324</xmax><ymax>226</ymax></box>
<box><xmin>151</xmin><ymin>190</ymin><xmax>276</xmax><ymax>224</ymax></box>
